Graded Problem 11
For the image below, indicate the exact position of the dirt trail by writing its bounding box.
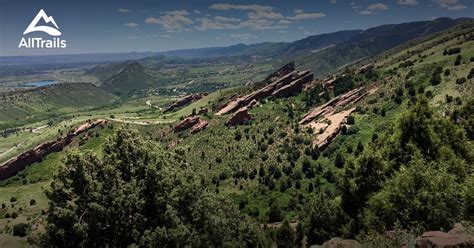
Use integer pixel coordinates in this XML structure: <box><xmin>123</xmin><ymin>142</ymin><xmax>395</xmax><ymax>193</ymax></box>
<box><xmin>0</xmin><ymin>143</ymin><xmax>23</xmax><ymax>159</ymax></box>
<box><xmin>32</xmin><ymin>125</ymin><xmax>49</xmax><ymax>133</ymax></box>
<box><xmin>107</xmin><ymin>118</ymin><xmax>173</xmax><ymax>125</ymax></box>
<box><xmin>145</xmin><ymin>100</ymin><xmax>162</xmax><ymax>110</ymax></box>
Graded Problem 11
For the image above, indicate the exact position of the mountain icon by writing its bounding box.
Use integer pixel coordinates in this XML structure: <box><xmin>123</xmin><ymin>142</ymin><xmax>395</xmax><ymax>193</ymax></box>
<box><xmin>23</xmin><ymin>9</ymin><xmax>61</xmax><ymax>36</ymax></box>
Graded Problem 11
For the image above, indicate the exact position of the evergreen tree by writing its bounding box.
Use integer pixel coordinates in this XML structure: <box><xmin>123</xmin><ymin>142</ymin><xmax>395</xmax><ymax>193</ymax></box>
<box><xmin>276</xmin><ymin>219</ymin><xmax>295</xmax><ymax>248</ymax></box>
<box><xmin>43</xmin><ymin>129</ymin><xmax>265</xmax><ymax>247</ymax></box>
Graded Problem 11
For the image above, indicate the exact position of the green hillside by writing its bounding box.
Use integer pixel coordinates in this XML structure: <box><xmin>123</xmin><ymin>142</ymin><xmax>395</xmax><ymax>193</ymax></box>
<box><xmin>0</xmin><ymin>83</ymin><xmax>118</xmax><ymax>129</ymax></box>
<box><xmin>0</xmin><ymin>20</ymin><xmax>473</xmax><ymax>248</ymax></box>
<box><xmin>99</xmin><ymin>62</ymin><xmax>165</xmax><ymax>95</ymax></box>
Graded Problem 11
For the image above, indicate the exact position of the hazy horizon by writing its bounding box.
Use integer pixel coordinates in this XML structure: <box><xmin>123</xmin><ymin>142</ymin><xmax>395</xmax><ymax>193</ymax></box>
<box><xmin>1</xmin><ymin>0</ymin><xmax>473</xmax><ymax>57</ymax></box>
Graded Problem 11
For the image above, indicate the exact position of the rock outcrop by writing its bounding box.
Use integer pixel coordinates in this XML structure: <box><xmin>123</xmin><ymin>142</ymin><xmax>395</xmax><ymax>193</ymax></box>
<box><xmin>300</xmin><ymin>87</ymin><xmax>367</xmax><ymax>125</ymax></box>
<box><xmin>415</xmin><ymin>223</ymin><xmax>474</xmax><ymax>248</ymax></box>
<box><xmin>173</xmin><ymin>116</ymin><xmax>200</xmax><ymax>133</ymax></box>
<box><xmin>217</xmin><ymin>64</ymin><xmax>313</xmax><ymax>116</ymax></box>
<box><xmin>226</xmin><ymin>107</ymin><xmax>251</xmax><ymax>126</ymax></box>
<box><xmin>0</xmin><ymin>119</ymin><xmax>106</xmax><ymax>181</ymax></box>
<box><xmin>191</xmin><ymin>120</ymin><xmax>209</xmax><ymax>134</ymax></box>
<box><xmin>165</xmin><ymin>93</ymin><xmax>206</xmax><ymax>113</ymax></box>
<box><xmin>320</xmin><ymin>238</ymin><xmax>362</xmax><ymax>248</ymax></box>
<box><xmin>271</xmin><ymin>71</ymin><xmax>313</xmax><ymax>97</ymax></box>
<box><xmin>264</xmin><ymin>61</ymin><xmax>295</xmax><ymax>82</ymax></box>
<box><xmin>300</xmin><ymin>87</ymin><xmax>377</xmax><ymax>150</ymax></box>
<box><xmin>357</xmin><ymin>63</ymin><xmax>375</xmax><ymax>74</ymax></box>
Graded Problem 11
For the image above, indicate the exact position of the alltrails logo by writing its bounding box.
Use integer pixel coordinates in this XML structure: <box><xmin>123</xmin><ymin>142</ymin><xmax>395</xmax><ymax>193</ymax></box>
<box><xmin>18</xmin><ymin>9</ymin><xmax>67</xmax><ymax>49</ymax></box>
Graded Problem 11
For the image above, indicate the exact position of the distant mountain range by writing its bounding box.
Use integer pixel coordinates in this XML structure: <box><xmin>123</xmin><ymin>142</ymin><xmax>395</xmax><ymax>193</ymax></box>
<box><xmin>1</xmin><ymin>17</ymin><xmax>470</xmax><ymax>68</ymax></box>
<box><xmin>94</xmin><ymin>17</ymin><xmax>472</xmax><ymax>94</ymax></box>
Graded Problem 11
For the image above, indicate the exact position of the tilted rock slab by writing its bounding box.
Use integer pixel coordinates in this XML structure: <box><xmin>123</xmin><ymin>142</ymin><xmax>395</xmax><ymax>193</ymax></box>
<box><xmin>0</xmin><ymin>119</ymin><xmax>106</xmax><ymax>181</ymax></box>
<box><xmin>173</xmin><ymin>116</ymin><xmax>200</xmax><ymax>133</ymax></box>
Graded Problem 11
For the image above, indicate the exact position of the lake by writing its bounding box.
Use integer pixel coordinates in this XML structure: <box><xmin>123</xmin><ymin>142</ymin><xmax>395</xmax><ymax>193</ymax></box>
<box><xmin>26</xmin><ymin>80</ymin><xmax>58</xmax><ymax>87</ymax></box>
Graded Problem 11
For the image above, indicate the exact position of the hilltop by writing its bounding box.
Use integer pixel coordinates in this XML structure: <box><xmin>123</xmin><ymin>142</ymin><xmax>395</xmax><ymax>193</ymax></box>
<box><xmin>0</xmin><ymin>83</ymin><xmax>117</xmax><ymax>129</ymax></box>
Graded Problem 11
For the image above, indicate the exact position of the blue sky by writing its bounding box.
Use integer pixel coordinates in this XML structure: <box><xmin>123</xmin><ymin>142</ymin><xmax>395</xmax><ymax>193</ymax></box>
<box><xmin>0</xmin><ymin>0</ymin><xmax>473</xmax><ymax>56</ymax></box>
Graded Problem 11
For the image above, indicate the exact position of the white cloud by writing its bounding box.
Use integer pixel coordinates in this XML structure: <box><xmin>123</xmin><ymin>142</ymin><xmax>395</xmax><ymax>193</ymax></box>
<box><xmin>248</xmin><ymin>10</ymin><xmax>283</xmax><ymax>19</ymax></box>
<box><xmin>210</xmin><ymin>3</ymin><xmax>283</xmax><ymax>20</ymax></box>
<box><xmin>278</xmin><ymin>19</ymin><xmax>292</xmax><ymax>24</ymax></box>
<box><xmin>367</xmin><ymin>3</ymin><xmax>389</xmax><ymax>10</ymax></box>
<box><xmin>209</xmin><ymin>3</ymin><xmax>274</xmax><ymax>11</ymax></box>
<box><xmin>215</xmin><ymin>16</ymin><xmax>241</xmax><ymax>22</ymax></box>
<box><xmin>330</xmin><ymin>0</ymin><xmax>337</xmax><ymax>3</ymax></box>
<box><xmin>358</xmin><ymin>2</ymin><xmax>389</xmax><ymax>15</ymax></box>
<box><xmin>397</xmin><ymin>0</ymin><xmax>419</xmax><ymax>5</ymax></box>
<box><xmin>145</xmin><ymin>10</ymin><xmax>194</xmax><ymax>32</ymax></box>
<box><xmin>287</xmin><ymin>12</ymin><xmax>326</xmax><ymax>20</ymax></box>
<box><xmin>434</xmin><ymin>0</ymin><xmax>466</xmax><ymax>10</ymax></box>
<box><xmin>195</xmin><ymin>17</ymin><xmax>239</xmax><ymax>31</ymax></box>
<box><xmin>359</xmin><ymin>10</ymin><xmax>373</xmax><ymax>15</ymax></box>
<box><xmin>230</xmin><ymin>33</ymin><xmax>257</xmax><ymax>40</ymax></box>
<box><xmin>124</xmin><ymin>22</ymin><xmax>139</xmax><ymax>28</ymax></box>
<box><xmin>293</xmin><ymin>9</ymin><xmax>304</xmax><ymax>14</ymax></box>
<box><xmin>194</xmin><ymin>10</ymin><xmax>201</xmax><ymax>14</ymax></box>
<box><xmin>117</xmin><ymin>8</ymin><xmax>132</xmax><ymax>13</ymax></box>
<box><xmin>239</xmin><ymin>18</ymin><xmax>287</xmax><ymax>30</ymax></box>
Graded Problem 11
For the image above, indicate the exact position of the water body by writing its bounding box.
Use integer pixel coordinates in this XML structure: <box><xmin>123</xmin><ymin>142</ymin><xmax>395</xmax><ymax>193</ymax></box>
<box><xmin>26</xmin><ymin>80</ymin><xmax>58</xmax><ymax>87</ymax></box>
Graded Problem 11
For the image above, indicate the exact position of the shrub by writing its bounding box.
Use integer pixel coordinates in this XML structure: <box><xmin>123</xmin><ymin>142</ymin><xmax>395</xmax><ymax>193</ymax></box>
<box><xmin>447</xmin><ymin>47</ymin><xmax>461</xmax><ymax>55</ymax></box>
<box><xmin>446</xmin><ymin>95</ymin><xmax>453</xmax><ymax>103</ymax></box>
<box><xmin>268</xmin><ymin>201</ymin><xmax>283</xmax><ymax>222</ymax></box>
<box><xmin>468</xmin><ymin>68</ymin><xmax>474</xmax><ymax>79</ymax></box>
<box><xmin>454</xmin><ymin>55</ymin><xmax>462</xmax><ymax>66</ymax></box>
<box><xmin>10</xmin><ymin>197</ymin><xmax>17</xmax><ymax>203</ymax></box>
<box><xmin>12</xmin><ymin>223</ymin><xmax>29</xmax><ymax>237</ymax></box>
<box><xmin>334</xmin><ymin>153</ymin><xmax>345</xmax><ymax>168</ymax></box>
<box><xmin>30</xmin><ymin>199</ymin><xmax>36</xmax><ymax>206</ymax></box>
<box><xmin>11</xmin><ymin>212</ymin><xmax>18</xmax><ymax>219</ymax></box>
<box><xmin>276</xmin><ymin>220</ymin><xmax>295</xmax><ymax>247</ymax></box>
<box><xmin>430</xmin><ymin>73</ymin><xmax>441</xmax><ymax>86</ymax></box>
<box><xmin>347</xmin><ymin>115</ymin><xmax>355</xmax><ymax>125</ymax></box>
<box><xmin>444</xmin><ymin>68</ymin><xmax>451</xmax><ymax>76</ymax></box>
<box><xmin>456</xmin><ymin>78</ymin><xmax>467</xmax><ymax>85</ymax></box>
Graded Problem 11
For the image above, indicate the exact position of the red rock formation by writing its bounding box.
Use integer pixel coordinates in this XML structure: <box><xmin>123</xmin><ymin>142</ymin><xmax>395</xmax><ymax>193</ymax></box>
<box><xmin>173</xmin><ymin>116</ymin><xmax>200</xmax><ymax>133</ymax></box>
<box><xmin>0</xmin><ymin>119</ymin><xmax>106</xmax><ymax>181</ymax></box>
<box><xmin>416</xmin><ymin>230</ymin><xmax>472</xmax><ymax>247</ymax></box>
<box><xmin>264</xmin><ymin>61</ymin><xmax>295</xmax><ymax>82</ymax></box>
<box><xmin>271</xmin><ymin>71</ymin><xmax>313</xmax><ymax>97</ymax></box>
<box><xmin>191</xmin><ymin>120</ymin><xmax>209</xmax><ymax>134</ymax></box>
<box><xmin>300</xmin><ymin>87</ymin><xmax>366</xmax><ymax>125</ymax></box>
<box><xmin>357</xmin><ymin>63</ymin><xmax>374</xmax><ymax>74</ymax></box>
<box><xmin>217</xmin><ymin>67</ymin><xmax>313</xmax><ymax>116</ymax></box>
<box><xmin>165</xmin><ymin>93</ymin><xmax>206</xmax><ymax>113</ymax></box>
<box><xmin>226</xmin><ymin>107</ymin><xmax>251</xmax><ymax>126</ymax></box>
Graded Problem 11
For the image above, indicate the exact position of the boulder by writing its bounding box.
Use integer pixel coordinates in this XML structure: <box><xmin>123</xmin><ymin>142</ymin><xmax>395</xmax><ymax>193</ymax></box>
<box><xmin>165</xmin><ymin>93</ymin><xmax>205</xmax><ymax>112</ymax></box>
<box><xmin>226</xmin><ymin>107</ymin><xmax>251</xmax><ymax>126</ymax></box>
<box><xmin>264</xmin><ymin>61</ymin><xmax>295</xmax><ymax>82</ymax></box>
<box><xmin>320</xmin><ymin>238</ymin><xmax>362</xmax><ymax>248</ymax></box>
<box><xmin>415</xmin><ymin>230</ymin><xmax>471</xmax><ymax>247</ymax></box>
<box><xmin>272</xmin><ymin>71</ymin><xmax>313</xmax><ymax>97</ymax></box>
<box><xmin>173</xmin><ymin>116</ymin><xmax>200</xmax><ymax>133</ymax></box>
<box><xmin>191</xmin><ymin>120</ymin><xmax>209</xmax><ymax>134</ymax></box>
